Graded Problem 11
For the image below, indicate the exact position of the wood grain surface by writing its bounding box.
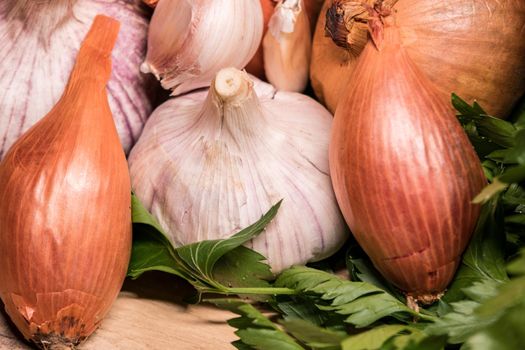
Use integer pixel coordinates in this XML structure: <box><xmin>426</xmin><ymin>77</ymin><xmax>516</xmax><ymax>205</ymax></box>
<box><xmin>0</xmin><ymin>273</ymin><xmax>236</xmax><ymax>349</ymax></box>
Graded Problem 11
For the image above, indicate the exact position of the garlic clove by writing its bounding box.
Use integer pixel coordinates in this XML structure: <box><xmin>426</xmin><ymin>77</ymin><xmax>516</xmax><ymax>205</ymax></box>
<box><xmin>141</xmin><ymin>0</ymin><xmax>264</xmax><ymax>96</ymax></box>
<box><xmin>263</xmin><ymin>0</ymin><xmax>312</xmax><ymax>92</ymax></box>
<box><xmin>129</xmin><ymin>68</ymin><xmax>347</xmax><ymax>273</ymax></box>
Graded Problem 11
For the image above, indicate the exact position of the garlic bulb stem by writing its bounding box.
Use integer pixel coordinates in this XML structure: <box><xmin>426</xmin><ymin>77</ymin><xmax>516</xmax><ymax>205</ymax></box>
<box><xmin>213</xmin><ymin>68</ymin><xmax>253</xmax><ymax>106</ymax></box>
<box><xmin>208</xmin><ymin>68</ymin><xmax>266</xmax><ymax>142</ymax></box>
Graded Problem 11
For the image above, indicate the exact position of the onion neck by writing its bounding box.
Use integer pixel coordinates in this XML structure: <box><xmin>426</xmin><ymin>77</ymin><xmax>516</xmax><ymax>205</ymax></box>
<box><xmin>207</xmin><ymin>68</ymin><xmax>268</xmax><ymax>141</ymax></box>
<box><xmin>59</xmin><ymin>15</ymin><xmax>119</xmax><ymax>119</ymax></box>
<box><xmin>4</xmin><ymin>0</ymin><xmax>77</xmax><ymax>39</ymax></box>
<box><xmin>325</xmin><ymin>0</ymin><xmax>398</xmax><ymax>54</ymax></box>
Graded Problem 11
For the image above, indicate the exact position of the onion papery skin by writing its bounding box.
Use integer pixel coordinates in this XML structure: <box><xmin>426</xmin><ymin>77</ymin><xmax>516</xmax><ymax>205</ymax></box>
<box><xmin>312</xmin><ymin>0</ymin><xmax>525</xmax><ymax>117</ymax></box>
<box><xmin>0</xmin><ymin>0</ymin><xmax>153</xmax><ymax>157</ymax></box>
<box><xmin>129</xmin><ymin>73</ymin><xmax>347</xmax><ymax>273</ymax></box>
<box><xmin>329</xmin><ymin>24</ymin><xmax>486</xmax><ymax>299</ymax></box>
<box><xmin>0</xmin><ymin>16</ymin><xmax>132</xmax><ymax>348</ymax></box>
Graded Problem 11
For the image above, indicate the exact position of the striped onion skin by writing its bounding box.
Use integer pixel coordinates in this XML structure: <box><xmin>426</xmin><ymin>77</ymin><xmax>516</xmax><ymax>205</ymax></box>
<box><xmin>329</xmin><ymin>23</ymin><xmax>486</xmax><ymax>301</ymax></box>
<box><xmin>0</xmin><ymin>16</ymin><xmax>131</xmax><ymax>348</ymax></box>
<box><xmin>129</xmin><ymin>69</ymin><xmax>347</xmax><ymax>273</ymax></box>
<box><xmin>0</xmin><ymin>0</ymin><xmax>153</xmax><ymax>158</ymax></box>
<box><xmin>311</xmin><ymin>0</ymin><xmax>525</xmax><ymax>117</ymax></box>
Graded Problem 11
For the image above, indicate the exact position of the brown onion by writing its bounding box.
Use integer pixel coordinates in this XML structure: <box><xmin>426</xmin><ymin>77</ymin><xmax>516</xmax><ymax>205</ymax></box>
<box><xmin>312</xmin><ymin>0</ymin><xmax>525</xmax><ymax>117</ymax></box>
<box><xmin>0</xmin><ymin>16</ymin><xmax>131</xmax><ymax>348</ymax></box>
<box><xmin>329</xmin><ymin>10</ymin><xmax>486</xmax><ymax>303</ymax></box>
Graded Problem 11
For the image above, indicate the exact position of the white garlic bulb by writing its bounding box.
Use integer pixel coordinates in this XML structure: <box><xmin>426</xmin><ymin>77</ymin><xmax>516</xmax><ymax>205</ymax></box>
<box><xmin>0</xmin><ymin>0</ymin><xmax>153</xmax><ymax>157</ymax></box>
<box><xmin>263</xmin><ymin>0</ymin><xmax>312</xmax><ymax>92</ymax></box>
<box><xmin>129</xmin><ymin>67</ymin><xmax>347</xmax><ymax>272</ymax></box>
<box><xmin>141</xmin><ymin>0</ymin><xmax>264</xmax><ymax>96</ymax></box>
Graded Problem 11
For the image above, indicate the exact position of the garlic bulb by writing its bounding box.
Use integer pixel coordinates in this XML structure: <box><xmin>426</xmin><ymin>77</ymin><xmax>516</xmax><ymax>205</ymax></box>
<box><xmin>0</xmin><ymin>16</ymin><xmax>131</xmax><ymax>348</ymax></box>
<box><xmin>141</xmin><ymin>0</ymin><xmax>264</xmax><ymax>96</ymax></box>
<box><xmin>0</xmin><ymin>0</ymin><xmax>153</xmax><ymax>157</ymax></box>
<box><xmin>129</xmin><ymin>68</ymin><xmax>347</xmax><ymax>272</ymax></box>
<box><xmin>263</xmin><ymin>0</ymin><xmax>312</xmax><ymax>92</ymax></box>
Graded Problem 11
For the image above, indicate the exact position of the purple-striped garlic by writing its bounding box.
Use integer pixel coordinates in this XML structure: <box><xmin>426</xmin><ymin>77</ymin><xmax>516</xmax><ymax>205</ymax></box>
<box><xmin>0</xmin><ymin>0</ymin><xmax>154</xmax><ymax>156</ymax></box>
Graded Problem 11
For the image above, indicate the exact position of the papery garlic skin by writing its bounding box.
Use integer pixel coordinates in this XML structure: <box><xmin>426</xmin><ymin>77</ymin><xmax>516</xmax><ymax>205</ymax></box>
<box><xmin>129</xmin><ymin>68</ymin><xmax>346</xmax><ymax>272</ymax></box>
<box><xmin>0</xmin><ymin>0</ymin><xmax>153</xmax><ymax>157</ymax></box>
<box><xmin>141</xmin><ymin>0</ymin><xmax>263</xmax><ymax>96</ymax></box>
<box><xmin>263</xmin><ymin>0</ymin><xmax>312</xmax><ymax>92</ymax></box>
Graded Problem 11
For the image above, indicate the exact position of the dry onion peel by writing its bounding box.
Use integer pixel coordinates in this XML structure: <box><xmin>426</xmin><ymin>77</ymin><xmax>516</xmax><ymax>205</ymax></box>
<box><xmin>329</xmin><ymin>14</ymin><xmax>486</xmax><ymax>304</ymax></box>
<box><xmin>0</xmin><ymin>15</ymin><xmax>132</xmax><ymax>348</ymax></box>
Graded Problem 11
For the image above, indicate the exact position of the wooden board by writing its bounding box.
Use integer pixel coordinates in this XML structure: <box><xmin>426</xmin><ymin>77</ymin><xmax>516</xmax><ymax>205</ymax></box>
<box><xmin>0</xmin><ymin>273</ymin><xmax>237</xmax><ymax>349</ymax></box>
